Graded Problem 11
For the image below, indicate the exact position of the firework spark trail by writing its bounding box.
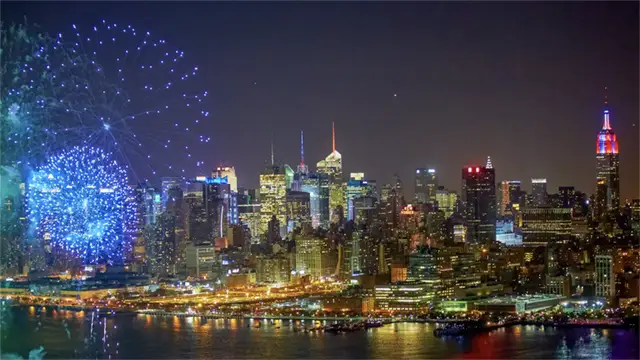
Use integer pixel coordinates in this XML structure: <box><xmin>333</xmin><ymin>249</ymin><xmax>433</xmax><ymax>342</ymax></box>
<box><xmin>1</xmin><ymin>20</ymin><xmax>212</xmax><ymax>181</ymax></box>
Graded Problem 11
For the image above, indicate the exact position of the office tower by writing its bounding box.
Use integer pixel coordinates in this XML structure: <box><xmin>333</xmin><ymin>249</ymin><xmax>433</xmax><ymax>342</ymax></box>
<box><xmin>531</xmin><ymin>178</ymin><xmax>548</xmax><ymax>207</ymax></box>
<box><xmin>595</xmin><ymin>254</ymin><xmax>614</xmax><ymax>298</ymax></box>
<box><xmin>238</xmin><ymin>188</ymin><xmax>261</xmax><ymax>241</ymax></box>
<box><xmin>499</xmin><ymin>180</ymin><xmax>522</xmax><ymax>216</ymax></box>
<box><xmin>286</xmin><ymin>190</ymin><xmax>311</xmax><ymax>232</ymax></box>
<box><xmin>259</xmin><ymin>164</ymin><xmax>288</xmax><ymax>237</ymax></box>
<box><xmin>595</xmin><ymin>93</ymin><xmax>620</xmax><ymax>217</ymax></box>
<box><xmin>461</xmin><ymin>157</ymin><xmax>496</xmax><ymax>243</ymax></box>
<box><xmin>213</xmin><ymin>166</ymin><xmax>238</xmax><ymax>193</ymax></box>
<box><xmin>435</xmin><ymin>187</ymin><xmax>457</xmax><ymax>218</ymax></box>
<box><xmin>203</xmin><ymin>177</ymin><xmax>234</xmax><ymax>239</ymax></box>
<box><xmin>161</xmin><ymin>177</ymin><xmax>184</xmax><ymax>211</ymax></box>
<box><xmin>183</xmin><ymin>181</ymin><xmax>208</xmax><ymax>243</ymax></box>
<box><xmin>558</xmin><ymin>186</ymin><xmax>576</xmax><ymax>208</ymax></box>
<box><xmin>358</xmin><ymin>229</ymin><xmax>386</xmax><ymax>275</ymax></box>
<box><xmin>346</xmin><ymin>174</ymin><xmax>377</xmax><ymax>221</ymax></box>
<box><xmin>145</xmin><ymin>212</ymin><xmax>177</xmax><ymax>276</ymax></box>
<box><xmin>317</xmin><ymin>122</ymin><xmax>345</xmax><ymax>223</ymax></box>
<box><xmin>414</xmin><ymin>168</ymin><xmax>438</xmax><ymax>204</ymax></box>
<box><xmin>521</xmin><ymin>208</ymin><xmax>572</xmax><ymax>245</ymax></box>
<box><xmin>300</xmin><ymin>174</ymin><xmax>321</xmax><ymax>229</ymax></box>
<box><xmin>135</xmin><ymin>183</ymin><xmax>161</xmax><ymax>226</ymax></box>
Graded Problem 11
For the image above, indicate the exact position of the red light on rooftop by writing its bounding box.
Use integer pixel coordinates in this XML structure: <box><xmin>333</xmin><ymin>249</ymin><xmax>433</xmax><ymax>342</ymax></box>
<box><xmin>475</xmin><ymin>167</ymin><xmax>480</xmax><ymax>173</ymax></box>
<box><xmin>467</xmin><ymin>167</ymin><xmax>472</xmax><ymax>173</ymax></box>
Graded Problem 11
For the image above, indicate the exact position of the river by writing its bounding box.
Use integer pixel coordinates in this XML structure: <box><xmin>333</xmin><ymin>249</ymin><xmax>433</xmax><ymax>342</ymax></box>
<box><xmin>1</xmin><ymin>307</ymin><xmax>638</xmax><ymax>359</ymax></box>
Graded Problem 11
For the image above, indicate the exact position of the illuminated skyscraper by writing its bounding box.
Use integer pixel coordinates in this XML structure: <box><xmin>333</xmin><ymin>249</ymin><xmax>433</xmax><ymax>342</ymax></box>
<box><xmin>415</xmin><ymin>168</ymin><xmax>438</xmax><ymax>204</ymax></box>
<box><xmin>531</xmin><ymin>178</ymin><xmax>548</xmax><ymax>207</ymax></box>
<box><xmin>346</xmin><ymin>173</ymin><xmax>377</xmax><ymax>221</ymax></box>
<box><xmin>595</xmin><ymin>91</ymin><xmax>620</xmax><ymax>217</ymax></box>
<box><xmin>461</xmin><ymin>157</ymin><xmax>496</xmax><ymax>243</ymax></box>
<box><xmin>435</xmin><ymin>187</ymin><xmax>457</xmax><ymax>218</ymax></box>
<box><xmin>259</xmin><ymin>164</ymin><xmax>288</xmax><ymax>237</ymax></box>
<box><xmin>214</xmin><ymin>166</ymin><xmax>238</xmax><ymax>193</ymax></box>
<box><xmin>286</xmin><ymin>190</ymin><xmax>311</xmax><ymax>232</ymax></box>
<box><xmin>317</xmin><ymin>122</ymin><xmax>345</xmax><ymax>223</ymax></box>
<box><xmin>203</xmin><ymin>177</ymin><xmax>236</xmax><ymax>239</ymax></box>
<box><xmin>499</xmin><ymin>180</ymin><xmax>522</xmax><ymax>216</ymax></box>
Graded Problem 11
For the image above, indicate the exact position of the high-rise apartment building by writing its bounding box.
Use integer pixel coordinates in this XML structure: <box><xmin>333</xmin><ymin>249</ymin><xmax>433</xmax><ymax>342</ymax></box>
<box><xmin>461</xmin><ymin>157</ymin><xmax>496</xmax><ymax>243</ymax></box>
<box><xmin>595</xmin><ymin>254</ymin><xmax>614</xmax><ymax>298</ymax></box>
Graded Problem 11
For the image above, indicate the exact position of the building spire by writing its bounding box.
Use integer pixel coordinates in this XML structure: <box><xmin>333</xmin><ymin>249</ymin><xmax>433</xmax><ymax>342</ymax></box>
<box><xmin>300</xmin><ymin>130</ymin><xmax>305</xmax><ymax>165</ymax></box>
<box><xmin>270</xmin><ymin>135</ymin><xmax>275</xmax><ymax>166</ymax></box>
<box><xmin>332</xmin><ymin>121</ymin><xmax>336</xmax><ymax>152</ymax></box>
<box><xmin>603</xmin><ymin>86</ymin><xmax>611</xmax><ymax>130</ymax></box>
<box><xmin>486</xmin><ymin>156</ymin><xmax>493</xmax><ymax>169</ymax></box>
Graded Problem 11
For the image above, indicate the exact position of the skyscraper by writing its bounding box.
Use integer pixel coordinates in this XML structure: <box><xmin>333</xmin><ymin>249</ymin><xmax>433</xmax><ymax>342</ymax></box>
<box><xmin>499</xmin><ymin>180</ymin><xmax>522</xmax><ymax>216</ymax></box>
<box><xmin>317</xmin><ymin>122</ymin><xmax>345</xmax><ymax>223</ymax></box>
<box><xmin>435</xmin><ymin>187</ymin><xmax>457</xmax><ymax>218</ymax></box>
<box><xmin>346</xmin><ymin>173</ymin><xmax>377</xmax><ymax>221</ymax></box>
<box><xmin>531</xmin><ymin>178</ymin><xmax>548</xmax><ymax>207</ymax></box>
<box><xmin>461</xmin><ymin>157</ymin><xmax>496</xmax><ymax>243</ymax></box>
<box><xmin>259</xmin><ymin>164</ymin><xmax>288</xmax><ymax>237</ymax></box>
<box><xmin>214</xmin><ymin>166</ymin><xmax>238</xmax><ymax>193</ymax></box>
<box><xmin>203</xmin><ymin>177</ymin><xmax>235</xmax><ymax>239</ymax></box>
<box><xmin>414</xmin><ymin>168</ymin><xmax>438</xmax><ymax>204</ymax></box>
<box><xmin>595</xmin><ymin>92</ymin><xmax>620</xmax><ymax>217</ymax></box>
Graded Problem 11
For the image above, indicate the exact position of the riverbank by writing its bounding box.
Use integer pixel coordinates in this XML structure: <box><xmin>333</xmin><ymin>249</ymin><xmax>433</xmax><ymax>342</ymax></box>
<box><xmin>12</xmin><ymin>303</ymin><xmax>639</xmax><ymax>332</ymax></box>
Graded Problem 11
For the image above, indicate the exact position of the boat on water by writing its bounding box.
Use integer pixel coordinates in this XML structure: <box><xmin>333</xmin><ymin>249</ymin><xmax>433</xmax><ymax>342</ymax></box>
<box><xmin>364</xmin><ymin>320</ymin><xmax>383</xmax><ymax>329</ymax></box>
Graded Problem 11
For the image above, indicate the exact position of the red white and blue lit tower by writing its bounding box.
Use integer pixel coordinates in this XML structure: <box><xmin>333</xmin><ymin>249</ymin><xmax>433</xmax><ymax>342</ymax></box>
<box><xmin>595</xmin><ymin>89</ymin><xmax>620</xmax><ymax>217</ymax></box>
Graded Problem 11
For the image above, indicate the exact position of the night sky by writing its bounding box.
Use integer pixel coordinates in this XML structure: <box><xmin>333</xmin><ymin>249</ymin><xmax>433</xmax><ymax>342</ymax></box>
<box><xmin>2</xmin><ymin>2</ymin><xmax>638</xmax><ymax>200</ymax></box>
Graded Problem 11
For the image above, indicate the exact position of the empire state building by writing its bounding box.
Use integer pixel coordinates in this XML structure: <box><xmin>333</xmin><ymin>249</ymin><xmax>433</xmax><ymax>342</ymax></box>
<box><xmin>595</xmin><ymin>96</ymin><xmax>620</xmax><ymax>217</ymax></box>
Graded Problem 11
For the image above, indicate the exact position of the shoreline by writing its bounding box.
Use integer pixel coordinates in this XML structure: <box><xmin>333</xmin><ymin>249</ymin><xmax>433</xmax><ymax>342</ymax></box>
<box><xmin>11</xmin><ymin>304</ymin><xmax>637</xmax><ymax>330</ymax></box>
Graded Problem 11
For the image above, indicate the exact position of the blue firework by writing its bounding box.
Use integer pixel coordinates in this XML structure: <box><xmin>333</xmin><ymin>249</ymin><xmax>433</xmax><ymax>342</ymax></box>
<box><xmin>27</xmin><ymin>146</ymin><xmax>135</xmax><ymax>264</ymax></box>
<box><xmin>1</xmin><ymin>20</ymin><xmax>211</xmax><ymax>180</ymax></box>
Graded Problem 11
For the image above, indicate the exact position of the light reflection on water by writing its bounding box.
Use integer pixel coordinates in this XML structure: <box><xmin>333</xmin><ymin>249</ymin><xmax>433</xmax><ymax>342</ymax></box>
<box><xmin>0</xmin><ymin>307</ymin><xmax>638</xmax><ymax>359</ymax></box>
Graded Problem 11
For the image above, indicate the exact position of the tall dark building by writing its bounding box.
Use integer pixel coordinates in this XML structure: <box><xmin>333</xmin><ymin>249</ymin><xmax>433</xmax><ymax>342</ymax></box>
<box><xmin>595</xmin><ymin>95</ymin><xmax>620</xmax><ymax>217</ymax></box>
<box><xmin>203</xmin><ymin>177</ymin><xmax>234</xmax><ymax>239</ymax></box>
<box><xmin>531</xmin><ymin>178</ymin><xmax>548</xmax><ymax>207</ymax></box>
<box><xmin>414</xmin><ymin>168</ymin><xmax>437</xmax><ymax>204</ymax></box>
<box><xmin>558</xmin><ymin>186</ymin><xmax>576</xmax><ymax>208</ymax></box>
<box><xmin>461</xmin><ymin>157</ymin><xmax>496</xmax><ymax>243</ymax></box>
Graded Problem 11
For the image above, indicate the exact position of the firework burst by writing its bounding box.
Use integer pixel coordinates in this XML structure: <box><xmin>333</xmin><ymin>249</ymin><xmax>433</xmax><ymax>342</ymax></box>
<box><xmin>27</xmin><ymin>146</ymin><xmax>135</xmax><ymax>265</ymax></box>
<box><xmin>1</xmin><ymin>20</ymin><xmax>211</xmax><ymax>181</ymax></box>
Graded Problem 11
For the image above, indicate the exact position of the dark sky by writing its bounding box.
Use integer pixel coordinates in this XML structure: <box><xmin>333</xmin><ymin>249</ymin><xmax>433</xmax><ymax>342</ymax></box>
<box><xmin>3</xmin><ymin>1</ymin><xmax>639</xmax><ymax>200</ymax></box>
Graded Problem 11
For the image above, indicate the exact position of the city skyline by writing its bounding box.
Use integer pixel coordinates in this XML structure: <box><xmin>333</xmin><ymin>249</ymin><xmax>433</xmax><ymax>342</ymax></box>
<box><xmin>3</xmin><ymin>2</ymin><xmax>638</xmax><ymax>199</ymax></box>
<box><xmin>1</xmin><ymin>2</ymin><xmax>639</xmax><ymax>359</ymax></box>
